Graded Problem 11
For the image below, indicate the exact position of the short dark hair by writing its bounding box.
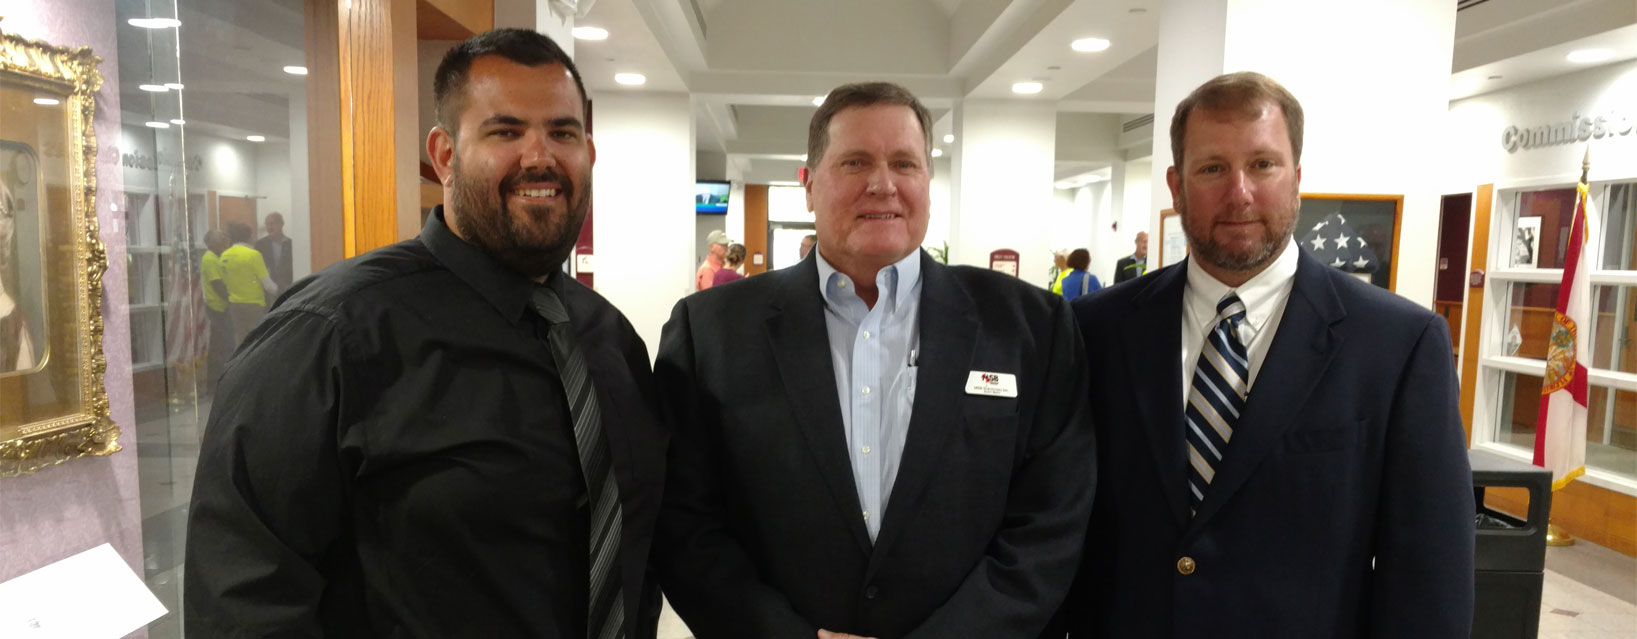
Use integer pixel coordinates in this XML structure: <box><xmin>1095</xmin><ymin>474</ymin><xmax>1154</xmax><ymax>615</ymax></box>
<box><xmin>806</xmin><ymin>82</ymin><xmax>933</xmax><ymax>171</ymax></box>
<box><xmin>227</xmin><ymin>221</ymin><xmax>253</xmax><ymax>243</ymax></box>
<box><xmin>433</xmin><ymin>28</ymin><xmax>587</xmax><ymax>132</ymax></box>
<box><xmin>1067</xmin><ymin>249</ymin><xmax>1091</xmax><ymax>271</ymax></box>
<box><xmin>1169</xmin><ymin>71</ymin><xmax>1304</xmax><ymax>170</ymax></box>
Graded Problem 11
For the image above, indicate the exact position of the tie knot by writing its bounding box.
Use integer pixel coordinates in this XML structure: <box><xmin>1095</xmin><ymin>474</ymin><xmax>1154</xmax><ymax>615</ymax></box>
<box><xmin>1216</xmin><ymin>293</ymin><xmax>1247</xmax><ymax>325</ymax></box>
<box><xmin>531</xmin><ymin>286</ymin><xmax>570</xmax><ymax>325</ymax></box>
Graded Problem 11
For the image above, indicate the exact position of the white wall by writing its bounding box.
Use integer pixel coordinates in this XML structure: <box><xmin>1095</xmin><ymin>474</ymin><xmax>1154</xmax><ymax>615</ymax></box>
<box><xmin>950</xmin><ymin>100</ymin><xmax>1057</xmax><ymax>281</ymax></box>
<box><xmin>590</xmin><ymin>92</ymin><xmax>695</xmax><ymax>360</ymax></box>
<box><xmin>1445</xmin><ymin>59</ymin><xmax>1637</xmax><ymax>190</ymax></box>
<box><xmin>256</xmin><ymin>142</ymin><xmax>292</xmax><ymax>233</ymax></box>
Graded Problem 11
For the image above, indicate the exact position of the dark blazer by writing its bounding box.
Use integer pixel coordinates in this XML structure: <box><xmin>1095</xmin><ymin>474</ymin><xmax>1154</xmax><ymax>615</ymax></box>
<box><xmin>656</xmin><ymin>251</ymin><xmax>1096</xmax><ymax>639</ymax></box>
<box><xmin>1065</xmin><ymin>248</ymin><xmax>1474</xmax><ymax>638</ymax></box>
<box><xmin>1113</xmin><ymin>255</ymin><xmax>1145</xmax><ymax>284</ymax></box>
<box><xmin>255</xmin><ymin>233</ymin><xmax>295</xmax><ymax>291</ymax></box>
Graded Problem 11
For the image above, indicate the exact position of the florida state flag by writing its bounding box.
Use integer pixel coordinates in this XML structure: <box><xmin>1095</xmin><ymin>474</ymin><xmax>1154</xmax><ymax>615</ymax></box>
<box><xmin>1534</xmin><ymin>180</ymin><xmax>1597</xmax><ymax>491</ymax></box>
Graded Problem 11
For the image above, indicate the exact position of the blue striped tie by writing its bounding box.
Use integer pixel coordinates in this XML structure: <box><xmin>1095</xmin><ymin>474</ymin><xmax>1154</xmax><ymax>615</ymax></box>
<box><xmin>533</xmin><ymin>286</ymin><xmax>625</xmax><ymax>639</ymax></box>
<box><xmin>1185</xmin><ymin>293</ymin><xmax>1249</xmax><ymax>515</ymax></box>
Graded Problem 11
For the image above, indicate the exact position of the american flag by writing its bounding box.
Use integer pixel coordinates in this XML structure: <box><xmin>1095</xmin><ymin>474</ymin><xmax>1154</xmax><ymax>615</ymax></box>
<box><xmin>163</xmin><ymin>224</ymin><xmax>209</xmax><ymax>367</ymax></box>
<box><xmin>1301</xmin><ymin>212</ymin><xmax>1380</xmax><ymax>274</ymax></box>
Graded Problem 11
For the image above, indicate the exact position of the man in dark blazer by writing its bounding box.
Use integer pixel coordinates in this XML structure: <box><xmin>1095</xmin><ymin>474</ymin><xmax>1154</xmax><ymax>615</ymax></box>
<box><xmin>1066</xmin><ymin>72</ymin><xmax>1474</xmax><ymax>637</ymax></box>
<box><xmin>1113</xmin><ymin>231</ymin><xmax>1147</xmax><ymax>284</ymax></box>
<box><xmin>254</xmin><ymin>211</ymin><xmax>294</xmax><ymax>294</ymax></box>
<box><xmin>656</xmin><ymin>82</ymin><xmax>1096</xmax><ymax>639</ymax></box>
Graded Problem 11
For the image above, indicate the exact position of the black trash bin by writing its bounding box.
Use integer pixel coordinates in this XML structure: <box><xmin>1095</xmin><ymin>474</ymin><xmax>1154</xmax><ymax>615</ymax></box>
<box><xmin>1470</xmin><ymin>449</ymin><xmax>1553</xmax><ymax>639</ymax></box>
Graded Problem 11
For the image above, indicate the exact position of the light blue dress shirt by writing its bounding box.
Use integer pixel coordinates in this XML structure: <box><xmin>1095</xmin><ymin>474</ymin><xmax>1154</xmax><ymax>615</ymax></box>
<box><xmin>815</xmin><ymin>249</ymin><xmax>923</xmax><ymax>542</ymax></box>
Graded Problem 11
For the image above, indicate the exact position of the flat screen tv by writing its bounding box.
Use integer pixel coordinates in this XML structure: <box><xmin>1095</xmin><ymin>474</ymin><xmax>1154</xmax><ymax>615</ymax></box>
<box><xmin>696</xmin><ymin>180</ymin><xmax>730</xmax><ymax>214</ymax></box>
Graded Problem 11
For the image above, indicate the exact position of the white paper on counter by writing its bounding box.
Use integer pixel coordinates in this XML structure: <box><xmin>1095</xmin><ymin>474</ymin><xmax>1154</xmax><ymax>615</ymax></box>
<box><xmin>0</xmin><ymin>543</ymin><xmax>168</xmax><ymax>638</ymax></box>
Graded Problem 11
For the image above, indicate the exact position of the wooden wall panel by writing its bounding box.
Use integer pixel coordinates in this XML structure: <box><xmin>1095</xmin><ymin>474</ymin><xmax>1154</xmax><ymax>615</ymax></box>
<box><xmin>337</xmin><ymin>0</ymin><xmax>403</xmax><ymax>257</ymax></box>
<box><xmin>744</xmin><ymin>185</ymin><xmax>769</xmax><ymax>276</ymax></box>
<box><xmin>417</xmin><ymin>0</ymin><xmax>491</xmax><ymax>40</ymax></box>
<box><xmin>306</xmin><ymin>0</ymin><xmax>344</xmax><ymax>272</ymax></box>
<box><xmin>1486</xmin><ymin>481</ymin><xmax>1636</xmax><ymax>557</ymax></box>
<box><xmin>1460</xmin><ymin>184</ymin><xmax>1494</xmax><ymax>444</ymax></box>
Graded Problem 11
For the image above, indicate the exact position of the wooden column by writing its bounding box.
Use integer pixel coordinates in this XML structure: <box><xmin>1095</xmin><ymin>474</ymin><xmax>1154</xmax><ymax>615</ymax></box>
<box><xmin>305</xmin><ymin>0</ymin><xmax>344</xmax><ymax>272</ymax></box>
<box><xmin>336</xmin><ymin>0</ymin><xmax>408</xmax><ymax>257</ymax></box>
<box><xmin>743</xmin><ymin>185</ymin><xmax>769</xmax><ymax>276</ymax></box>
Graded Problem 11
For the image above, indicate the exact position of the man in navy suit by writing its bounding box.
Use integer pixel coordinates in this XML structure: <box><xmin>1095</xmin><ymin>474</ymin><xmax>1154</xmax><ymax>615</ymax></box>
<box><xmin>656</xmin><ymin>82</ymin><xmax>1096</xmax><ymax>639</ymax></box>
<box><xmin>1066</xmin><ymin>72</ymin><xmax>1474</xmax><ymax>637</ymax></box>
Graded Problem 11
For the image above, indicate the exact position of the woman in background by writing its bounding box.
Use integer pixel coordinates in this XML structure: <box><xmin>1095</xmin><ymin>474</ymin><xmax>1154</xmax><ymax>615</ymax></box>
<box><xmin>713</xmin><ymin>243</ymin><xmax>747</xmax><ymax>287</ymax></box>
<box><xmin>1060</xmin><ymin>248</ymin><xmax>1101</xmax><ymax>302</ymax></box>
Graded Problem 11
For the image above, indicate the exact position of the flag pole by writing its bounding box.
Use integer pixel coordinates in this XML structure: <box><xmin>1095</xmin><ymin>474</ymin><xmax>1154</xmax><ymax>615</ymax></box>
<box><xmin>1546</xmin><ymin>146</ymin><xmax>1592</xmax><ymax>548</ymax></box>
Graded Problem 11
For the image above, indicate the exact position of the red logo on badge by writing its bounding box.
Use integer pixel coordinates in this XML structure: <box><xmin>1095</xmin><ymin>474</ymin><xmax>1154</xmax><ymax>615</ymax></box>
<box><xmin>981</xmin><ymin>374</ymin><xmax>999</xmax><ymax>384</ymax></box>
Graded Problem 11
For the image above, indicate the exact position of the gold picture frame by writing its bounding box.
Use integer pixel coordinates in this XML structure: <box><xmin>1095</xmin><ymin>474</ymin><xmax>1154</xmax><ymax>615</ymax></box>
<box><xmin>0</xmin><ymin>24</ymin><xmax>117</xmax><ymax>476</ymax></box>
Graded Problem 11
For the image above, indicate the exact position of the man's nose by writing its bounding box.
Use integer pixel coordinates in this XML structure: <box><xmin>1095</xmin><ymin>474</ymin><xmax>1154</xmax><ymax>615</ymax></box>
<box><xmin>519</xmin><ymin>131</ymin><xmax>556</xmax><ymax>171</ymax></box>
<box><xmin>865</xmin><ymin>165</ymin><xmax>897</xmax><ymax>195</ymax></box>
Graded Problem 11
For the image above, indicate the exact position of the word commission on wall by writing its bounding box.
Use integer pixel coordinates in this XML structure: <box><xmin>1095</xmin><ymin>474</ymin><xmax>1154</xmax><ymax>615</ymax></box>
<box><xmin>1502</xmin><ymin>111</ymin><xmax>1635</xmax><ymax>153</ymax></box>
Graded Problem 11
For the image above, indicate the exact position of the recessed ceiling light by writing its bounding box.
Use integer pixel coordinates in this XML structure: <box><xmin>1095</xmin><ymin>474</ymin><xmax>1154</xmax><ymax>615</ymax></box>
<box><xmin>931</xmin><ymin>148</ymin><xmax>944</xmax><ymax>158</ymax></box>
<box><xmin>247</xmin><ymin>135</ymin><xmax>266</xmax><ymax>142</ymax></box>
<box><xmin>170</xmin><ymin>118</ymin><xmax>186</xmax><ymax>125</ymax></box>
<box><xmin>283</xmin><ymin>66</ymin><xmax>308</xmax><ymax>76</ymax></box>
<box><xmin>128</xmin><ymin>18</ymin><xmax>181</xmax><ymax>29</ymax></box>
<box><xmin>139</xmin><ymin>84</ymin><xmax>169</xmax><ymax>92</ymax></box>
<box><xmin>812</xmin><ymin>96</ymin><xmax>826</xmax><ymax>107</ymax></box>
<box><xmin>33</xmin><ymin>98</ymin><xmax>60</xmax><ymax>106</ymax></box>
<box><xmin>145</xmin><ymin>121</ymin><xmax>171</xmax><ymax>129</ymax></box>
<box><xmin>1566</xmin><ymin>48</ymin><xmax>1614</xmax><ymax>64</ymax></box>
<box><xmin>1071</xmin><ymin>38</ymin><xmax>1111</xmax><ymax>53</ymax></box>
<box><xmin>572</xmin><ymin>26</ymin><xmax>609</xmax><ymax>41</ymax></box>
<box><xmin>614</xmin><ymin>73</ymin><xmax>646</xmax><ymax>86</ymax></box>
<box><xmin>943</xmin><ymin>134</ymin><xmax>955</xmax><ymax>144</ymax></box>
<box><xmin>164</xmin><ymin>82</ymin><xmax>184</xmax><ymax>90</ymax></box>
<box><xmin>1012</xmin><ymin>81</ymin><xmax>1044</xmax><ymax>95</ymax></box>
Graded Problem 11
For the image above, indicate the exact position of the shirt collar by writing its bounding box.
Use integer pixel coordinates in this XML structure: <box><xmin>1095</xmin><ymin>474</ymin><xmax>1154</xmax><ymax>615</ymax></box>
<box><xmin>1185</xmin><ymin>235</ymin><xmax>1298</xmax><ymax>327</ymax></box>
<box><xmin>814</xmin><ymin>248</ymin><xmax>923</xmax><ymax>313</ymax></box>
<box><xmin>420</xmin><ymin>205</ymin><xmax>555</xmax><ymax>324</ymax></box>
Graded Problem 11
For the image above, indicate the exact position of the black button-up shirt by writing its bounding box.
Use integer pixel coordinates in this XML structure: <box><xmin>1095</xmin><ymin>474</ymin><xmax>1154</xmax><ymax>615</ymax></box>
<box><xmin>185</xmin><ymin>208</ymin><xmax>621</xmax><ymax>637</ymax></box>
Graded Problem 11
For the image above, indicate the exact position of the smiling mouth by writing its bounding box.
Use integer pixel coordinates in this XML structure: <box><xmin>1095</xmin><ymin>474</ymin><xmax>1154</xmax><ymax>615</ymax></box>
<box><xmin>859</xmin><ymin>213</ymin><xmax>900</xmax><ymax>220</ymax></box>
<box><xmin>513</xmin><ymin>188</ymin><xmax>559</xmax><ymax>198</ymax></box>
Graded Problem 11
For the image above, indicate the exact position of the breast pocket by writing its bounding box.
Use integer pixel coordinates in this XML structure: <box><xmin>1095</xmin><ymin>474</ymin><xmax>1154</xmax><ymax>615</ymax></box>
<box><xmin>1280</xmin><ymin>419</ymin><xmax>1365</xmax><ymax>454</ymax></box>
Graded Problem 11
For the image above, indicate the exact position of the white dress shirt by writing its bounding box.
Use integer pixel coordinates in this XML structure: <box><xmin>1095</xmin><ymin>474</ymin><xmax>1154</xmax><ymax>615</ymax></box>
<box><xmin>816</xmin><ymin>249</ymin><xmax>922</xmax><ymax>542</ymax></box>
<box><xmin>1180</xmin><ymin>237</ymin><xmax>1300</xmax><ymax>405</ymax></box>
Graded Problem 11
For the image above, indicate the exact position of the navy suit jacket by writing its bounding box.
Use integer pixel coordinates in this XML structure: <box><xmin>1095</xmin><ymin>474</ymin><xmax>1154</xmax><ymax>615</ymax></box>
<box><xmin>1065</xmin><ymin>248</ymin><xmax>1474</xmax><ymax>638</ymax></box>
<box><xmin>655</xmin><ymin>251</ymin><xmax>1097</xmax><ymax>639</ymax></box>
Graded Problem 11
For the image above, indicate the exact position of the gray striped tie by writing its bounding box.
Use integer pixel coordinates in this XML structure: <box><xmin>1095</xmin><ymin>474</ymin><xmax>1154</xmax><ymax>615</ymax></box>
<box><xmin>1185</xmin><ymin>293</ymin><xmax>1249</xmax><ymax>515</ymax></box>
<box><xmin>532</xmin><ymin>286</ymin><xmax>625</xmax><ymax>639</ymax></box>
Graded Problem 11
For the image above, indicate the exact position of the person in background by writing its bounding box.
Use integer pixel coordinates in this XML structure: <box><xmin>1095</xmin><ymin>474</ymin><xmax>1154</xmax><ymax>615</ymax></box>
<box><xmin>799</xmin><ymin>233</ymin><xmax>817</xmax><ymax>260</ymax></box>
<box><xmin>0</xmin><ymin>178</ymin><xmax>35</xmax><ymax>373</ymax></box>
<box><xmin>1064</xmin><ymin>71</ymin><xmax>1473</xmax><ymax>638</ymax></box>
<box><xmin>696</xmin><ymin>229</ymin><xmax>730</xmax><ymax>291</ymax></box>
<box><xmin>200</xmin><ymin>229</ymin><xmax>234</xmax><ymax>387</ymax></box>
<box><xmin>254</xmin><ymin>212</ymin><xmax>295</xmax><ymax>295</ymax></box>
<box><xmin>1114</xmin><ymin>231</ymin><xmax>1148</xmax><ymax>284</ymax></box>
<box><xmin>219</xmin><ymin>221</ymin><xmax>277</xmax><ymax>346</ymax></box>
<box><xmin>1060</xmin><ymin>248</ymin><xmax>1100</xmax><ymax>302</ymax></box>
<box><xmin>713</xmin><ymin>242</ymin><xmax>747</xmax><ymax>287</ymax></box>
<box><xmin>1049</xmin><ymin>249</ymin><xmax>1071</xmax><ymax>294</ymax></box>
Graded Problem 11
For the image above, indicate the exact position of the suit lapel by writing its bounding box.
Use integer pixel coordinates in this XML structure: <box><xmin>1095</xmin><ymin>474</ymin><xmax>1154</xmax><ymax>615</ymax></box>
<box><xmin>868</xmin><ymin>255</ymin><xmax>979</xmax><ymax>570</ymax></box>
<box><xmin>1189</xmin><ymin>249</ymin><xmax>1345</xmax><ymax>528</ymax></box>
<box><xmin>1126</xmin><ymin>263</ymin><xmax>1191</xmax><ymax>528</ymax></box>
<box><xmin>764</xmin><ymin>258</ymin><xmax>874</xmax><ymax>555</ymax></box>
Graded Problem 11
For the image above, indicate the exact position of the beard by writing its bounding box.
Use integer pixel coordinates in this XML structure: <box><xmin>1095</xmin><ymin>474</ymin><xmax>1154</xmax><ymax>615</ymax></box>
<box><xmin>1183</xmin><ymin>193</ymin><xmax>1300</xmax><ymax>275</ymax></box>
<box><xmin>447</xmin><ymin>163</ymin><xmax>590</xmax><ymax>279</ymax></box>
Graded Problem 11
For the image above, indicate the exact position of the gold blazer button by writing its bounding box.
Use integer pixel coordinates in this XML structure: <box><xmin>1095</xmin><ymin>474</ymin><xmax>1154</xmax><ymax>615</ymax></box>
<box><xmin>1176</xmin><ymin>556</ymin><xmax>1197</xmax><ymax>575</ymax></box>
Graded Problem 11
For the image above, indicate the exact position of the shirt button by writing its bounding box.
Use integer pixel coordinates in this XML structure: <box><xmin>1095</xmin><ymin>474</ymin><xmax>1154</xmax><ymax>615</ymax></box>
<box><xmin>862</xmin><ymin>511</ymin><xmax>870</xmax><ymax>520</ymax></box>
<box><xmin>861</xmin><ymin>386</ymin><xmax>870</xmax><ymax>395</ymax></box>
<box><xmin>838</xmin><ymin>280</ymin><xmax>848</xmax><ymax>288</ymax></box>
<box><xmin>862</xmin><ymin>330</ymin><xmax>871</xmax><ymax>339</ymax></box>
<box><xmin>1177</xmin><ymin>556</ymin><xmax>1197</xmax><ymax>575</ymax></box>
<box><xmin>861</xmin><ymin>445</ymin><xmax>871</xmax><ymax>455</ymax></box>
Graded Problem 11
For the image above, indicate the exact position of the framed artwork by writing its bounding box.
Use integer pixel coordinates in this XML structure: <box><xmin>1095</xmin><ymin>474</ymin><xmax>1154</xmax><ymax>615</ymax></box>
<box><xmin>1512</xmin><ymin>216</ymin><xmax>1541</xmax><ymax>269</ymax></box>
<box><xmin>1158</xmin><ymin>208</ymin><xmax>1187</xmax><ymax>268</ymax></box>
<box><xmin>0</xmin><ymin>27</ymin><xmax>116</xmax><ymax>476</ymax></box>
<box><xmin>1297</xmin><ymin>193</ymin><xmax>1404</xmax><ymax>291</ymax></box>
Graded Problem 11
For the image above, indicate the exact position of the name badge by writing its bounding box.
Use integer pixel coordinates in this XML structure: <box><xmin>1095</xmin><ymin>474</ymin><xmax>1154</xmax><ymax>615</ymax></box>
<box><xmin>965</xmin><ymin>371</ymin><xmax>1018</xmax><ymax>398</ymax></box>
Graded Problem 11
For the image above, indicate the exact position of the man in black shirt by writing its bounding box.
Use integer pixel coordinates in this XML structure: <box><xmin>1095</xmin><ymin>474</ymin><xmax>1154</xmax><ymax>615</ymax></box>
<box><xmin>1114</xmin><ymin>231</ymin><xmax>1148</xmax><ymax>284</ymax></box>
<box><xmin>185</xmin><ymin>29</ymin><xmax>667</xmax><ymax>638</ymax></box>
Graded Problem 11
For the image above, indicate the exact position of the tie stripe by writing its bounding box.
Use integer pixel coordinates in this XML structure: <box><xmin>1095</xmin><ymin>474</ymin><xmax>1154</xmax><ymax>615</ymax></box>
<box><xmin>1185</xmin><ymin>293</ymin><xmax>1249</xmax><ymax>515</ymax></box>
<box><xmin>533</xmin><ymin>286</ymin><xmax>626</xmax><ymax>639</ymax></box>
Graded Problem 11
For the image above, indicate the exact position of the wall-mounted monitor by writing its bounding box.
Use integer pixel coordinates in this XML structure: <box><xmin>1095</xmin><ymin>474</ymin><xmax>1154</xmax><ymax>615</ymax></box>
<box><xmin>696</xmin><ymin>180</ymin><xmax>730</xmax><ymax>214</ymax></box>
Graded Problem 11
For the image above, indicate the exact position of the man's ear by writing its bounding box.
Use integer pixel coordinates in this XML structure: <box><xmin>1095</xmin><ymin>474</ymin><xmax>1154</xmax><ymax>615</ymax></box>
<box><xmin>427</xmin><ymin>126</ymin><xmax>455</xmax><ymax>186</ymax></box>
<box><xmin>1165</xmin><ymin>166</ymin><xmax>1183</xmax><ymax>213</ymax></box>
<box><xmin>800</xmin><ymin>166</ymin><xmax>813</xmax><ymax>211</ymax></box>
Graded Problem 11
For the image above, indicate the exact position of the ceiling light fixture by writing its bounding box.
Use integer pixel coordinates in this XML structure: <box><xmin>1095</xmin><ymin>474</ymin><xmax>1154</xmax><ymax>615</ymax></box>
<box><xmin>128</xmin><ymin>18</ymin><xmax>181</xmax><ymax>29</ymax></box>
<box><xmin>283</xmin><ymin>66</ymin><xmax>309</xmax><ymax>76</ymax></box>
<box><xmin>139</xmin><ymin>84</ymin><xmax>169</xmax><ymax>92</ymax></box>
<box><xmin>572</xmin><ymin>26</ymin><xmax>609</xmax><ymax>41</ymax></box>
<box><xmin>1566</xmin><ymin>48</ymin><xmax>1614</xmax><ymax>64</ymax></box>
<box><xmin>247</xmin><ymin>135</ymin><xmax>266</xmax><ymax>142</ymax></box>
<box><xmin>1012</xmin><ymin>81</ymin><xmax>1044</xmax><ymax>95</ymax></box>
<box><xmin>614</xmin><ymin>73</ymin><xmax>647</xmax><ymax>86</ymax></box>
<box><xmin>812</xmin><ymin>96</ymin><xmax>826</xmax><ymax>107</ymax></box>
<box><xmin>1071</xmin><ymin>38</ymin><xmax>1111</xmax><ymax>53</ymax></box>
<box><xmin>170</xmin><ymin>118</ymin><xmax>186</xmax><ymax>125</ymax></box>
<box><xmin>164</xmin><ymin>82</ymin><xmax>184</xmax><ymax>90</ymax></box>
<box><xmin>943</xmin><ymin>134</ymin><xmax>955</xmax><ymax>144</ymax></box>
<box><xmin>145</xmin><ymin>121</ymin><xmax>171</xmax><ymax>129</ymax></box>
<box><xmin>33</xmin><ymin>98</ymin><xmax>60</xmax><ymax>106</ymax></box>
<box><xmin>931</xmin><ymin>148</ymin><xmax>945</xmax><ymax>158</ymax></box>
